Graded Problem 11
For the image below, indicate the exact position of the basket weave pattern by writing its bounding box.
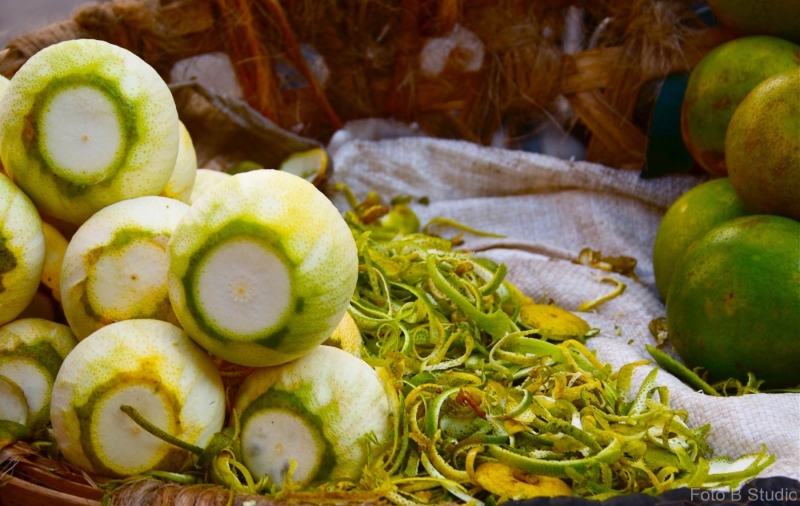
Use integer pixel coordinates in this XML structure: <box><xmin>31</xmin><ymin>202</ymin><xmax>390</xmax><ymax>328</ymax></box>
<box><xmin>0</xmin><ymin>0</ymin><xmax>733</xmax><ymax>170</ymax></box>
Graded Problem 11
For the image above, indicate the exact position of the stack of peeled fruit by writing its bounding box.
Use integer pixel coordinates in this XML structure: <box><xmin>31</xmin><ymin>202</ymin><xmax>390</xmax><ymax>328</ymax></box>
<box><xmin>0</xmin><ymin>39</ymin><xmax>387</xmax><ymax>486</ymax></box>
<box><xmin>655</xmin><ymin>35</ymin><xmax>800</xmax><ymax>391</ymax></box>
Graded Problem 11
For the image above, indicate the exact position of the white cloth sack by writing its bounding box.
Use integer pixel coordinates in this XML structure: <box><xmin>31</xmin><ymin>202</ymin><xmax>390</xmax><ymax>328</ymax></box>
<box><xmin>328</xmin><ymin>136</ymin><xmax>800</xmax><ymax>481</ymax></box>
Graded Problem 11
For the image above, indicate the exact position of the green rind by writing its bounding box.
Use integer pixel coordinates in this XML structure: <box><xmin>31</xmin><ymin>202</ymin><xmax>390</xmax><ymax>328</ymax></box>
<box><xmin>652</xmin><ymin>178</ymin><xmax>748</xmax><ymax>301</ymax></box>
<box><xmin>168</xmin><ymin>170</ymin><xmax>358</xmax><ymax>367</ymax></box>
<box><xmin>0</xmin><ymin>39</ymin><xmax>179</xmax><ymax>224</ymax></box>
<box><xmin>0</xmin><ymin>231</ymin><xmax>18</xmax><ymax>292</ymax></box>
<box><xmin>29</xmin><ymin>73</ymin><xmax>137</xmax><ymax>188</ymax></box>
<box><xmin>667</xmin><ymin>215</ymin><xmax>800</xmax><ymax>389</ymax></box>
<box><xmin>78</xmin><ymin>228</ymin><xmax>174</xmax><ymax>333</ymax></box>
<box><xmin>681</xmin><ymin>36</ymin><xmax>800</xmax><ymax>176</ymax></box>
<box><xmin>645</xmin><ymin>345</ymin><xmax>719</xmax><ymax>396</ymax></box>
<box><xmin>488</xmin><ymin>438</ymin><xmax>622</xmax><ymax>479</ymax></box>
<box><xmin>181</xmin><ymin>219</ymin><xmax>296</xmax><ymax>345</ymax></box>
<box><xmin>0</xmin><ymin>174</ymin><xmax>45</xmax><ymax>325</ymax></box>
<box><xmin>75</xmin><ymin>372</ymin><xmax>184</xmax><ymax>477</ymax></box>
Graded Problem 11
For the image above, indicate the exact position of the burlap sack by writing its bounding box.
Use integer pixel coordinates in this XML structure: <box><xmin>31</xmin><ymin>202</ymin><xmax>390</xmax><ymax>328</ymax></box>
<box><xmin>326</xmin><ymin>134</ymin><xmax>800</xmax><ymax>482</ymax></box>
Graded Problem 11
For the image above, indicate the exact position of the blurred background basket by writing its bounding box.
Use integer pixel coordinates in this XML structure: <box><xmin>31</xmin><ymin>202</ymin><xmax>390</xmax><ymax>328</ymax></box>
<box><xmin>0</xmin><ymin>0</ymin><xmax>733</xmax><ymax>172</ymax></box>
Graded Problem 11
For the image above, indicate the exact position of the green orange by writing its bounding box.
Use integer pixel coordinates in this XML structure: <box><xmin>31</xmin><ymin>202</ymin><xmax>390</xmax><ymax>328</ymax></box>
<box><xmin>653</xmin><ymin>178</ymin><xmax>748</xmax><ymax>301</ymax></box>
<box><xmin>726</xmin><ymin>68</ymin><xmax>800</xmax><ymax>221</ymax></box>
<box><xmin>666</xmin><ymin>215</ymin><xmax>800</xmax><ymax>389</ymax></box>
<box><xmin>681</xmin><ymin>36</ymin><xmax>800</xmax><ymax>176</ymax></box>
<box><xmin>708</xmin><ymin>0</ymin><xmax>800</xmax><ymax>44</ymax></box>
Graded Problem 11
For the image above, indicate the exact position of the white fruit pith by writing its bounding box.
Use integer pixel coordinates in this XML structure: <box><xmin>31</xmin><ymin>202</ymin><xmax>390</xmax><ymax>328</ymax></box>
<box><xmin>195</xmin><ymin>237</ymin><xmax>292</xmax><ymax>336</ymax></box>
<box><xmin>0</xmin><ymin>318</ymin><xmax>77</xmax><ymax>427</ymax></box>
<box><xmin>0</xmin><ymin>39</ymin><xmax>179</xmax><ymax>224</ymax></box>
<box><xmin>160</xmin><ymin>122</ymin><xmax>197</xmax><ymax>204</ymax></box>
<box><xmin>0</xmin><ymin>374</ymin><xmax>30</xmax><ymax>425</ymax></box>
<box><xmin>168</xmin><ymin>170</ymin><xmax>358</xmax><ymax>367</ymax></box>
<box><xmin>61</xmin><ymin>196</ymin><xmax>189</xmax><ymax>339</ymax></box>
<box><xmin>233</xmin><ymin>346</ymin><xmax>392</xmax><ymax>487</ymax></box>
<box><xmin>92</xmin><ymin>382</ymin><xmax>180</xmax><ymax>475</ymax></box>
<box><xmin>41</xmin><ymin>222</ymin><xmax>68</xmax><ymax>302</ymax></box>
<box><xmin>0</xmin><ymin>174</ymin><xmax>45</xmax><ymax>326</ymax></box>
<box><xmin>42</xmin><ymin>86</ymin><xmax>124</xmax><ymax>183</ymax></box>
<box><xmin>50</xmin><ymin>319</ymin><xmax>225</xmax><ymax>477</ymax></box>
<box><xmin>280</xmin><ymin>148</ymin><xmax>328</xmax><ymax>183</ymax></box>
<box><xmin>188</xmin><ymin>168</ymin><xmax>230</xmax><ymax>205</ymax></box>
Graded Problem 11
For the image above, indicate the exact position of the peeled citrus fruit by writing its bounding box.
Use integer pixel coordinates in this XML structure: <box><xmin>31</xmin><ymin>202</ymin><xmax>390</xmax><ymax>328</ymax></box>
<box><xmin>0</xmin><ymin>39</ymin><xmax>179</xmax><ymax>224</ymax></box>
<box><xmin>50</xmin><ymin>319</ymin><xmax>225</xmax><ymax>477</ymax></box>
<box><xmin>666</xmin><ymin>215</ymin><xmax>800</xmax><ymax>389</ymax></box>
<box><xmin>653</xmin><ymin>178</ymin><xmax>748</xmax><ymax>301</ymax></box>
<box><xmin>168</xmin><ymin>170</ymin><xmax>358</xmax><ymax>367</ymax></box>
<box><xmin>726</xmin><ymin>68</ymin><xmax>800</xmax><ymax>220</ymax></box>
<box><xmin>233</xmin><ymin>346</ymin><xmax>390</xmax><ymax>487</ymax></box>
<box><xmin>0</xmin><ymin>174</ymin><xmax>45</xmax><ymax>325</ymax></box>
<box><xmin>681</xmin><ymin>36</ymin><xmax>799</xmax><ymax>176</ymax></box>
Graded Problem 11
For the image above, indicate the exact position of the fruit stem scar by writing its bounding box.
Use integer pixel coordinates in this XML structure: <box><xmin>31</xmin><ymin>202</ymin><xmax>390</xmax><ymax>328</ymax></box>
<box><xmin>119</xmin><ymin>404</ymin><xmax>204</xmax><ymax>455</ymax></box>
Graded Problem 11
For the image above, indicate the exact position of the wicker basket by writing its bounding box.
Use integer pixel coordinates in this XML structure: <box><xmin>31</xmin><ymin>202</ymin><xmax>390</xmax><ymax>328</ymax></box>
<box><xmin>0</xmin><ymin>0</ymin><xmax>733</xmax><ymax>170</ymax></box>
<box><xmin>0</xmin><ymin>1</ymin><xmax>736</xmax><ymax>505</ymax></box>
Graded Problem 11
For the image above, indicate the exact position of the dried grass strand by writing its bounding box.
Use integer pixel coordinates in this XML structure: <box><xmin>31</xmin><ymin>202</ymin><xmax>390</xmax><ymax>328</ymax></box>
<box><xmin>0</xmin><ymin>0</ymin><xmax>732</xmax><ymax>168</ymax></box>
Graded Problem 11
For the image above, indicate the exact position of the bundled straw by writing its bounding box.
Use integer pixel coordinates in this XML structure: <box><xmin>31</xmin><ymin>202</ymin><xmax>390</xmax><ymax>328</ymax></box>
<box><xmin>0</xmin><ymin>0</ymin><xmax>733</xmax><ymax>170</ymax></box>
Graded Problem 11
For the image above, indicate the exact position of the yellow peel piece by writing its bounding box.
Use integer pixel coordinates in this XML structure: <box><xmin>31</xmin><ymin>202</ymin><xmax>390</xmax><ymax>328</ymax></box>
<box><xmin>322</xmin><ymin>311</ymin><xmax>362</xmax><ymax>357</ymax></box>
<box><xmin>577</xmin><ymin>277</ymin><xmax>626</xmax><ymax>312</ymax></box>
<box><xmin>474</xmin><ymin>462</ymin><xmax>572</xmax><ymax>499</ymax></box>
<box><xmin>519</xmin><ymin>304</ymin><xmax>591</xmax><ymax>341</ymax></box>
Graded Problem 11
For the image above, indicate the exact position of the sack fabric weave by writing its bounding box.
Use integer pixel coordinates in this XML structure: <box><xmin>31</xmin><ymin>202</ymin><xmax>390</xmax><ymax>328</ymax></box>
<box><xmin>327</xmin><ymin>134</ymin><xmax>800</xmax><ymax>481</ymax></box>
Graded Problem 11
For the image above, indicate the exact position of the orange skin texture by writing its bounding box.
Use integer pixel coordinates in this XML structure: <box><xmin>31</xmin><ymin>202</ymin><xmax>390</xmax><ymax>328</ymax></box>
<box><xmin>680</xmin><ymin>36</ymin><xmax>800</xmax><ymax>176</ymax></box>
<box><xmin>667</xmin><ymin>215</ymin><xmax>800</xmax><ymax>389</ymax></box>
<box><xmin>726</xmin><ymin>69</ymin><xmax>800</xmax><ymax>221</ymax></box>
<box><xmin>709</xmin><ymin>0</ymin><xmax>800</xmax><ymax>44</ymax></box>
<box><xmin>652</xmin><ymin>178</ymin><xmax>748</xmax><ymax>301</ymax></box>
